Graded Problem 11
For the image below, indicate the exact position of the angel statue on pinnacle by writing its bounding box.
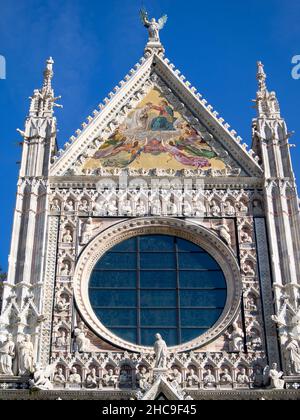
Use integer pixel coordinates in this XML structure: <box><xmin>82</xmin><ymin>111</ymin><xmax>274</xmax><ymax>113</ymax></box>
<box><xmin>140</xmin><ymin>8</ymin><xmax>168</xmax><ymax>44</ymax></box>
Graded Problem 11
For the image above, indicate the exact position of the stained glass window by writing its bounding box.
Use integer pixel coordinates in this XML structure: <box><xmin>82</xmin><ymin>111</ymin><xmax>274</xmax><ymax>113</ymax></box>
<box><xmin>89</xmin><ymin>235</ymin><xmax>227</xmax><ymax>347</ymax></box>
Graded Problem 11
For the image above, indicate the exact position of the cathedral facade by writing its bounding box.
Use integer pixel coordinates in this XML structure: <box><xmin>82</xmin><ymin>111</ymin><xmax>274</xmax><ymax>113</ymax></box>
<box><xmin>1</xmin><ymin>17</ymin><xmax>300</xmax><ymax>400</ymax></box>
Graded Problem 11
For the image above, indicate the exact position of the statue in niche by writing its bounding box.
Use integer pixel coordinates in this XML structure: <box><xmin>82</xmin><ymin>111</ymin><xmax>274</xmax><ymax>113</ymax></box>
<box><xmin>81</xmin><ymin>217</ymin><xmax>94</xmax><ymax>244</ymax></box>
<box><xmin>220</xmin><ymin>368</ymin><xmax>233</xmax><ymax>385</ymax></box>
<box><xmin>78</xmin><ymin>199</ymin><xmax>89</xmax><ymax>213</ymax></box>
<box><xmin>242</xmin><ymin>262</ymin><xmax>256</xmax><ymax>277</ymax></box>
<box><xmin>103</xmin><ymin>368</ymin><xmax>118</xmax><ymax>388</ymax></box>
<box><xmin>18</xmin><ymin>334</ymin><xmax>34</xmax><ymax>375</ymax></box>
<box><xmin>63</xmin><ymin>228</ymin><xmax>73</xmax><ymax>244</ymax></box>
<box><xmin>61</xmin><ymin>261</ymin><xmax>71</xmax><ymax>276</ymax></box>
<box><xmin>224</xmin><ymin>201</ymin><xmax>235</xmax><ymax>216</ymax></box>
<box><xmin>136</xmin><ymin>201</ymin><xmax>147</xmax><ymax>216</ymax></box>
<box><xmin>53</xmin><ymin>367</ymin><xmax>66</xmax><ymax>386</ymax></box>
<box><xmin>140</xmin><ymin>8</ymin><xmax>168</xmax><ymax>44</ymax></box>
<box><xmin>0</xmin><ymin>334</ymin><xmax>15</xmax><ymax>376</ymax></box>
<box><xmin>73</xmin><ymin>322</ymin><xmax>90</xmax><ymax>353</ymax></box>
<box><xmin>245</xmin><ymin>295</ymin><xmax>257</xmax><ymax>312</ymax></box>
<box><xmin>204</xmin><ymin>369</ymin><xmax>216</xmax><ymax>387</ymax></box>
<box><xmin>225</xmin><ymin>322</ymin><xmax>244</xmax><ymax>352</ymax></box>
<box><xmin>51</xmin><ymin>199</ymin><xmax>61</xmax><ymax>212</ymax></box>
<box><xmin>106</xmin><ymin>200</ymin><xmax>118</xmax><ymax>216</ymax></box>
<box><xmin>249</xmin><ymin>330</ymin><xmax>263</xmax><ymax>351</ymax></box>
<box><xmin>56</xmin><ymin>331</ymin><xmax>67</xmax><ymax>348</ymax></box>
<box><xmin>240</xmin><ymin>229</ymin><xmax>252</xmax><ymax>244</ymax></box>
<box><xmin>86</xmin><ymin>368</ymin><xmax>98</xmax><ymax>389</ymax></box>
<box><xmin>168</xmin><ymin>367</ymin><xmax>182</xmax><ymax>388</ymax></box>
<box><xmin>69</xmin><ymin>367</ymin><xmax>82</xmax><ymax>385</ymax></box>
<box><xmin>65</xmin><ymin>200</ymin><xmax>75</xmax><ymax>212</ymax></box>
<box><xmin>236</xmin><ymin>201</ymin><xmax>248</xmax><ymax>213</ymax></box>
<box><xmin>210</xmin><ymin>200</ymin><xmax>221</xmax><ymax>216</ymax></box>
<box><xmin>154</xmin><ymin>334</ymin><xmax>168</xmax><ymax>369</ymax></box>
<box><xmin>121</xmin><ymin>200</ymin><xmax>133</xmax><ymax>216</ymax></box>
<box><xmin>237</xmin><ymin>368</ymin><xmax>250</xmax><ymax>385</ymax></box>
<box><xmin>186</xmin><ymin>368</ymin><xmax>199</xmax><ymax>388</ymax></box>
<box><xmin>56</xmin><ymin>295</ymin><xmax>70</xmax><ymax>313</ymax></box>
<box><xmin>285</xmin><ymin>334</ymin><xmax>300</xmax><ymax>375</ymax></box>
<box><xmin>136</xmin><ymin>367</ymin><xmax>151</xmax><ymax>390</ymax></box>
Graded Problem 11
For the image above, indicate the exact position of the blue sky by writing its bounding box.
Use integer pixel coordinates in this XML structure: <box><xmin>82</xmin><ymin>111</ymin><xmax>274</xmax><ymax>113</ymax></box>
<box><xmin>0</xmin><ymin>0</ymin><xmax>300</xmax><ymax>270</ymax></box>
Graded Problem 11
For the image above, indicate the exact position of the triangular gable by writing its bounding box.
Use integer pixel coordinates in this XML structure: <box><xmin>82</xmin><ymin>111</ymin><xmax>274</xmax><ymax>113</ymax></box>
<box><xmin>141</xmin><ymin>376</ymin><xmax>185</xmax><ymax>401</ymax></box>
<box><xmin>50</xmin><ymin>53</ymin><xmax>263</xmax><ymax>178</ymax></box>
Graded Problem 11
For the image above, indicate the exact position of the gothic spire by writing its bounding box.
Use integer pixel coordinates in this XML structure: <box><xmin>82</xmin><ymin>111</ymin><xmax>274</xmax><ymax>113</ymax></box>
<box><xmin>255</xmin><ymin>61</ymin><xmax>281</xmax><ymax>119</ymax></box>
<box><xmin>29</xmin><ymin>57</ymin><xmax>62</xmax><ymax>118</ymax></box>
<box><xmin>257</xmin><ymin>61</ymin><xmax>267</xmax><ymax>92</ymax></box>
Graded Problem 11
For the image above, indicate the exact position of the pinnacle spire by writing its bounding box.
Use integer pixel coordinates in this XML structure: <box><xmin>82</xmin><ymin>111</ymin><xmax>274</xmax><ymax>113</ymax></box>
<box><xmin>42</xmin><ymin>56</ymin><xmax>54</xmax><ymax>93</ymax></box>
<box><xmin>255</xmin><ymin>61</ymin><xmax>280</xmax><ymax>119</ymax></box>
<box><xmin>257</xmin><ymin>61</ymin><xmax>267</xmax><ymax>92</ymax></box>
<box><xmin>28</xmin><ymin>57</ymin><xmax>62</xmax><ymax>118</ymax></box>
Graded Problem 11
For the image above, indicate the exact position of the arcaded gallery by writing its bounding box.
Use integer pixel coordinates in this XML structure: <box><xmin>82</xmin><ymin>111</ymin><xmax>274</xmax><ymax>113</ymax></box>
<box><xmin>0</xmin><ymin>13</ymin><xmax>300</xmax><ymax>400</ymax></box>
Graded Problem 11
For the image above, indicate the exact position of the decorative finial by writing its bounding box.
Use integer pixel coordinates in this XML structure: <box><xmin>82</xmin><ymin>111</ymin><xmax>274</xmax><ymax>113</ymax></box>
<box><xmin>255</xmin><ymin>61</ymin><xmax>281</xmax><ymax>118</ymax></box>
<box><xmin>43</xmin><ymin>57</ymin><xmax>54</xmax><ymax>92</ymax></box>
<box><xmin>140</xmin><ymin>8</ymin><xmax>168</xmax><ymax>46</ymax></box>
<box><xmin>257</xmin><ymin>61</ymin><xmax>267</xmax><ymax>92</ymax></box>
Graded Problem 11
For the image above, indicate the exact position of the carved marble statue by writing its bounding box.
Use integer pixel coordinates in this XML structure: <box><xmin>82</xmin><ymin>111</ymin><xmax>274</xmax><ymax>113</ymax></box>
<box><xmin>285</xmin><ymin>334</ymin><xmax>300</xmax><ymax>375</ymax></box>
<box><xmin>61</xmin><ymin>261</ymin><xmax>71</xmax><ymax>276</ymax></box>
<box><xmin>242</xmin><ymin>262</ymin><xmax>255</xmax><ymax>277</ymax></box>
<box><xmin>53</xmin><ymin>367</ymin><xmax>66</xmax><ymax>386</ymax></box>
<box><xmin>226</xmin><ymin>322</ymin><xmax>244</xmax><ymax>352</ymax></box>
<box><xmin>69</xmin><ymin>367</ymin><xmax>82</xmax><ymax>385</ymax></box>
<box><xmin>220</xmin><ymin>368</ymin><xmax>233</xmax><ymax>385</ymax></box>
<box><xmin>56</xmin><ymin>331</ymin><xmax>67</xmax><ymax>348</ymax></box>
<box><xmin>224</xmin><ymin>201</ymin><xmax>235</xmax><ymax>216</ymax></box>
<box><xmin>81</xmin><ymin>217</ymin><xmax>94</xmax><ymax>244</ymax></box>
<box><xmin>63</xmin><ymin>228</ymin><xmax>73</xmax><ymax>244</ymax></box>
<box><xmin>65</xmin><ymin>200</ymin><xmax>75</xmax><ymax>212</ymax></box>
<box><xmin>51</xmin><ymin>199</ymin><xmax>61</xmax><ymax>212</ymax></box>
<box><xmin>78</xmin><ymin>199</ymin><xmax>89</xmax><ymax>213</ymax></box>
<box><xmin>103</xmin><ymin>369</ymin><xmax>118</xmax><ymax>388</ymax></box>
<box><xmin>29</xmin><ymin>363</ymin><xmax>57</xmax><ymax>390</ymax></box>
<box><xmin>55</xmin><ymin>295</ymin><xmax>70</xmax><ymax>313</ymax></box>
<box><xmin>136</xmin><ymin>367</ymin><xmax>151</xmax><ymax>390</ymax></box>
<box><xmin>210</xmin><ymin>200</ymin><xmax>221</xmax><ymax>216</ymax></box>
<box><xmin>204</xmin><ymin>369</ymin><xmax>216</xmax><ymax>387</ymax></box>
<box><xmin>140</xmin><ymin>8</ymin><xmax>168</xmax><ymax>44</ymax></box>
<box><xmin>265</xmin><ymin>364</ymin><xmax>285</xmax><ymax>390</ymax></box>
<box><xmin>241</xmin><ymin>229</ymin><xmax>252</xmax><ymax>244</ymax></box>
<box><xmin>168</xmin><ymin>367</ymin><xmax>182</xmax><ymax>388</ymax></box>
<box><xmin>86</xmin><ymin>368</ymin><xmax>98</xmax><ymax>389</ymax></box>
<box><xmin>236</xmin><ymin>201</ymin><xmax>248</xmax><ymax>213</ymax></box>
<box><xmin>0</xmin><ymin>334</ymin><xmax>15</xmax><ymax>375</ymax></box>
<box><xmin>154</xmin><ymin>334</ymin><xmax>168</xmax><ymax>369</ymax></box>
<box><xmin>214</xmin><ymin>221</ymin><xmax>232</xmax><ymax>247</ymax></box>
<box><xmin>186</xmin><ymin>368</ymin><xmax>199</xmax><ymax>388</ymax></box>
<box><xmin>18</xmin><ymin>334</ymin><xmax>34</xmax><ymax>375</ymax></box>
<box><xmin>73</xmin><ymin>322</ymin><xmax>90</xmax><ymax>353</ymax></box>
<box><xmin>237</xmin><ymin>368</ymin><xmax>250</xmax><ymax>385</ymax></box>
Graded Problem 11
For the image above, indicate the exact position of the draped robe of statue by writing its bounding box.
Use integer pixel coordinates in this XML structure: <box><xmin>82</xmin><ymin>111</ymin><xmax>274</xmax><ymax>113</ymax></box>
<box><xmin>0</xmin><ymin>336</ymin><xmax>15</xmax><ymax>375</ymax></box>
<box><xmin>18</xmin><ymin>336</ymin><xmax>34</xmax><ymax>375</ymax></box>
<box><xmin>154</xmin><ymin>334</ymin><xmax>168</xmax><ymax>369</ymax></box>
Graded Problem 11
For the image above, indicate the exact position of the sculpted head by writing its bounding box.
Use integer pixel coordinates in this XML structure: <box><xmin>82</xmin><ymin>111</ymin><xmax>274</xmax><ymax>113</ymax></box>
<box><xmin>155</xmin><ymin>333</ymin><xmax>162</xmax><ymax>341</ymax></box>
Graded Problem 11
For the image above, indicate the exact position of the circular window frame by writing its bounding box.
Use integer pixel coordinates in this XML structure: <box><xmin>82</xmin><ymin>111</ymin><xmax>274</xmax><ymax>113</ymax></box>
<box><xmin>74</xmin><ymin>217</ymin><xmax>242</xmax><ymax>353</ymax></box>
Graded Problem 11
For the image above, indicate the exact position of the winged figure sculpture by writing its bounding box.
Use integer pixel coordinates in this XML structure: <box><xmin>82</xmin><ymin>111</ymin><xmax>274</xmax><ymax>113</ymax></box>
<box><xmin>140</xmin><ymin>8</ymin><xmax>168</xmax><ymax>43</ymax></box>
